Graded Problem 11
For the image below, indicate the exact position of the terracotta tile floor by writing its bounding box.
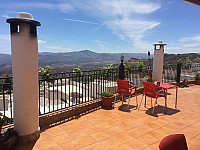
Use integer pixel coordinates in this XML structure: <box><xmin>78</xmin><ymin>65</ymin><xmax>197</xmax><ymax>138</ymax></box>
<box><xmin>20</xmin><ymin>85</ymin><xmax>200</xmax><ymax>150</ymax></box>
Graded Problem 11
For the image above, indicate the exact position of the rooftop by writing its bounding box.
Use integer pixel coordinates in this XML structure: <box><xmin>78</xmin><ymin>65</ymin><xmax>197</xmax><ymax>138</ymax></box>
<box><xmin>16</xmin><ymin>85</ymin><xmax>200</xmax><ymax>150</ymax></box>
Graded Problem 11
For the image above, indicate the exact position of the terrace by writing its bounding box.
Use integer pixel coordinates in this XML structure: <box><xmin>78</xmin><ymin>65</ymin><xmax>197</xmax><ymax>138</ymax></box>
<box><xmin>15</xmin><ymin>85</ymin><xmax>200</xmax><ymax>150</ymax></box>
<box><xmin>1</xmin><ymin>2</ymin><xmax>200</xmax><ymax>149</ymax></box>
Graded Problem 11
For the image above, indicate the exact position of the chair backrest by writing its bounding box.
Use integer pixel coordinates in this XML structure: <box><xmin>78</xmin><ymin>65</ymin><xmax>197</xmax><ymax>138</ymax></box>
<box><xmin>117</xmin><ymin>79</ymin><xmax>130</xmax><ymax>95</ymax></box>
<box><xmin>159</xmin><ymin>134</ymin><xmax>188</xmax><ymax>150</ymax></box>
<box><xmin>143</xmin><ymin>81</ymin><xmax>156</xmax><ymax>98</ymax></box>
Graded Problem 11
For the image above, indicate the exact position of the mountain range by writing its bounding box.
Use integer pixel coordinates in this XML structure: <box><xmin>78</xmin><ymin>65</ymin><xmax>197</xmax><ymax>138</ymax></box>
<box><xmin>0</xmin><ymin>50</ymin><xmax>150</xmax><ymax>68</ymax></box>
<box><xmin>0</xmin><ymin>50</ymin><xmax>199</xmax><ymax>76</ymax></box>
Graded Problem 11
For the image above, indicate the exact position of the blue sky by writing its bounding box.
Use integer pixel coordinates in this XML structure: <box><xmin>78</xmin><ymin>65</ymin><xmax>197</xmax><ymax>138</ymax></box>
<box><xmin>0</xmin><ymin>0</ymin><xmax>200</xmax><ymax>54</ymax></box>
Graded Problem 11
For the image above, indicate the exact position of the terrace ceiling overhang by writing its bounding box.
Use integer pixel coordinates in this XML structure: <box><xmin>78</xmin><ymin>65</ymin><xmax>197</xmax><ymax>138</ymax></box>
<box><xmin>184</xmin><ymin>0</ymin><xmax>200</xmax><ymax>6</ymax></box>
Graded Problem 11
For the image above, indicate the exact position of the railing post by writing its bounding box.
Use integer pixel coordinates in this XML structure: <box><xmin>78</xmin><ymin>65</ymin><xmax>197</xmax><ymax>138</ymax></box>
<box><xmin>176</xmin><ymin>63</ymin><xmax>182</xmax><ymax>83</ymax></box>
<box><xmin>119</xmin><ymin>55</ymin><xmax>125</xmax><ymax>80</ymax></box>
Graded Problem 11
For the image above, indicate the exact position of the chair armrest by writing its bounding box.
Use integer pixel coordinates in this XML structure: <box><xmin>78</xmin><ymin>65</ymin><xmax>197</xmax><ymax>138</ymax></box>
<box><xmin>130</xmin><ymin>85</ymin><xmax>137</xmax><ymax>90</ymax></box>
<box><xmin>130</xmin><ymin>85</ymin><xmax>137</xmax><ymax>94</ymax></box>
<box><xmin>157</xmin><ymin>89</ymin><xmax>165</xmax><ymax>96</ymax></box>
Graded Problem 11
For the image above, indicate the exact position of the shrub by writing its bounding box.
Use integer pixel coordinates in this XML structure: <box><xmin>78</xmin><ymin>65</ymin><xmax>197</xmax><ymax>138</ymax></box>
<box><xmin>137</xmin><ymin>62</ymin><xmax>144</xmax><ymax>71</ymax></box>
<box><xmin>0</xmin><ymin>112</ymin><xmax>9</xmax><ymax>126</ymax></box>
<box><xmin>39</xmin><ymin>65</ymin><xmax>54</xmax><ymax>83</ymax></box>
<box><xmin>177</xmin><ymin>59</ymin><xmax>183</xmax><ymax>64</ymax></box>
<box><xmin>73</xmin><ymin>66</ymin><xmax>82</xmax><ymax>76</ymax></box>
<box><xmin>124</xmin><ymin>62</ymin><xmax>131</xmax><ymax>71</ymax></box>
<box><xmin>195</xmin><ymin>73</ymin><xmax>200</xmax><ymax>80</ymax></box>
<box><xmin>197</xmin><ymin>57</ymin><xmax>200</xmax><ymax>63</ymax></box>
<box><xmin>107</xmin><ymin>64</ymin><xmax>113</xmax><ymax>69</ymax></box>
<box><xmin>186</xmin><ymin>57</ymin><xmax>191</xmax><ymax>64</ymax></box>
<box><xmin>102</xmin><ymin>91</ymin><xmax>113</xmax><ymax>97</ymax></box>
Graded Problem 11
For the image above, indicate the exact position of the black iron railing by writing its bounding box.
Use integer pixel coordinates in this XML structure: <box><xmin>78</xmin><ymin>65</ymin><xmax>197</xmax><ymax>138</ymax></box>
<box><xmin>38</xmin><ymin>68</ymin><xmax>119</xmax><ymax>114</ymax></box>
<box><xmin>163</xmin><ymin>64</ymin><xmax>196</xmax><ymax>83</ymax></box>
<box><xmin>125</xmin><ymin>67</ymin><xmax>149</xmax><ymax>87</ymax></box>
<box><xmin>1</xmin><ymin>64</ymin><xmax>199</xmax><ymax>124</ymax></box>
<box><xmin>0</xmin><ymin>77</ymin><xmax>13</xmax><ymax>125</ymax></box>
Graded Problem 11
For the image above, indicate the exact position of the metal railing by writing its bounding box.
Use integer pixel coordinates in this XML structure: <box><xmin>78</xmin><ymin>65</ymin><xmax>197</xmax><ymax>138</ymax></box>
<box><xmin>0</xmin><ymin>77</ymin><xmax>13</xmax><ymax>125</ymax></box>
<box><xmin>39</xmin><ymin>68</ymin><xmax>119</xmax><ymax>114</ymax></box>
<box><xmin>1</xmin><ymin>64</ymin><xmax>198</xmax><ymax>125</ymax></box>
<box><xmin>38</xmin><ymin>67</ymin><xmax>153</xmax><ymax>115</ymax></box>
<box><xmin>163</xmin><ymin>64</ymin><xmax>196</xmax><ymax>83</ymax></box>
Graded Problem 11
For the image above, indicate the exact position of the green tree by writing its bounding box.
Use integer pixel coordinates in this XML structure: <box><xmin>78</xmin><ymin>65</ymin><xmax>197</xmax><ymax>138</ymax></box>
<box><xmin>137</xmin><ymin>62</ymin><xmax>144</xmax><ymax>71</ymax></box>
<box><xmin>186</xmin><ymin>57</ymin><xmax>191</xmax><ymax>64</ymax></box>
<box><xmin>100</xmin><ymin>66</ymin><xmax>107</xmax><ymax>74</ymax></box>
<box><xmin>39</xmin><ymin>65</ymin><xmax>54</xmax><ymax>83</ymax></box>
<box><xmin>124</xmin><ymin>62</ymin><xmax>131</xmax><ymax>71</ymax></box>
<box><xmin>137</xmin><ymin>62</ymin><xmax>145</xmax><ymax>78</ymax></box>
<box><xmin>107</xmin><ymin>64</ymin><xmax>113</xmax><ymax>70</ymax></box>
<box><xmin>197</xmin><ymin>57</ymin><xmax>200</xmax><ymax>63</ymax></box>
<box><xmin>73</xmin><ymin>66</ymin><xmax>82</xmax><ymax>76</ymax></box>
<box><xmin>177</xmin><ymin>59</ymin><xmax>183</xmax><ymax>64</ymax></box>
<box><xmin>100</xmin><ymin>64</ymin><xmax>114</xmax><ymax>81</ymax></box>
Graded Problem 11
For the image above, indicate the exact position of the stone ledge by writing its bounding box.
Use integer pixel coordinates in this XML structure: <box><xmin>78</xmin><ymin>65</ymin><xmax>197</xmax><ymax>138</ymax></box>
<box><xmin>39</xmin><ymin>99</ymin><xmax>102</xmax><ymax>127</ymax></box>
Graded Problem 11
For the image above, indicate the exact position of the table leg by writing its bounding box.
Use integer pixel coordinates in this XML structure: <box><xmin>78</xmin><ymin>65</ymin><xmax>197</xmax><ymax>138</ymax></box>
<box><xmin>122</xmin><ymin>94</ymin><xmax>123</xmax><ymax>105</ymax></box>
<box><xmin>165</xmin><ymin>89</ymin><xmax>167</xmax><ymax>114</ymax></box>
<box><xmin>175</xmin><ymin>86</ymin><xmax>178</xmax><ymax>109</ymax></box>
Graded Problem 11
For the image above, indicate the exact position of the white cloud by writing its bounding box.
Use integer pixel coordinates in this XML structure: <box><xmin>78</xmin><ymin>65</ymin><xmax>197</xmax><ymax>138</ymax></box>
<box><xmin>168</xmin><ymin>1</ymin><xmax>175</xmax><ymax>4</ymax></box>
<box><xmin>45</xmin><ymin>46</ymin><xmax>71</xmax><ymax>52</ymax></box>
<box><xmin>167</xmin><ymin>35</ymin><xmax>200</xmax><ymax>53</ymax></box>
<box><xmin>178</xmin><ymin>35</ymin><xmax>200</xmax><ymax>43</ymax></box>
<box><xmin>0</xmin><ymin>11</ymin><xmax>17</xmax><ymax>19</ymax></box>
<box><xmin>62</xmin><ymin>18</ymin><xmax>101</xmax><ymax>25</ymax></box>
<box><xmin>38</xmin><ymin>40</ymin><xmax>46</xmax><ymax>44</ymax></box>
<box><xmin>92</xmin><ymin>40</ymin><xmax>108</xmax><ymax>50</ymax></box>
<box><xmin>71</xmin><ymin>0</ymin><xmax>161</xmax><ymax>52</ymax></box>
<box><xmin>57</xmin><ymin>3</ymin><xmax>74</xmax><ymax>13</ymax></box>
<box><xmin>182</xmin><ymin>43</ymin><xmax>200</xmax><ymax>48</ymax></box>
<box><xmin>0</xmin><ymin>35</ymin><xmax>46</xmax><ymax>44</ymax></box>
<box><xmin>3</xmin><ymin>2</ymin><xmax>73</xmax><ymax>14</ymax></box>
<box><xmin>1</xmin><ymin>14</ymin><xmax>11</xmax><ymax>18</ymax></box>
<box><xmin>71</xmin><ymin>0</ymin><xmax>160</xmax><ymax>18</ymax></box>
<box><xmin>105</xmin><ymin>19</ymin><xmax>160</xmax><ymax>41</ymax></box>
<box><xmin>0</xmin><ymin>34</ymin><xmax>10</xmax><ymax>54</ymax></box>
<box><xmin>0</xmin><ymin>11</ymin><xmax>17</xmax><ymax>14</ymax></box>
<box><xmin>4</xmin><ymin>0</ymin><xmax>161</xmax><ymax>52</ymax></box>
<box><xmin>0</xmin><ymin>34</ymin><xmax>10</xmax><ymax>41</ymax></box>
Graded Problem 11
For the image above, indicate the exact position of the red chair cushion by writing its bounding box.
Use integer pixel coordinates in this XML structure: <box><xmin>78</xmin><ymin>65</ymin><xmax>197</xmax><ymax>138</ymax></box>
<box><xmin>159</xmin><ymin>134</ymin><xmax>188</xmax><ymax>150</ymax></box>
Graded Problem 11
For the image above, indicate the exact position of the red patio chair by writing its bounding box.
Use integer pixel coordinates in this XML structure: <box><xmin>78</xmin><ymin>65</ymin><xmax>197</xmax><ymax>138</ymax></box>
<box><xmin>159</xmin><ymin>134</ymin><xmax>188</xmax><ymax>150</ymax></box>
<box><xmin>138</xmin><ymin>81</ymin><xmax>166</xmax><ymax>114</ymax></box>
<box><xmin>114</xmin><ymin>79</ymin><xmax>137</xmax><ymax>111</ymax></box>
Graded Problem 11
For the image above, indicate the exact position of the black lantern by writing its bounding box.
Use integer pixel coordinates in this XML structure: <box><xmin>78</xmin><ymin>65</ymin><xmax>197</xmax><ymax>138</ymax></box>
<box><xmin>119</xmin><ymin>55</ymin><xmax>125</xmax><ymax>80</ymax></box>
<box><xmin>120</xmin><ymin>55</ymin><xmax>124</xmax><ymax>64</ymax></box>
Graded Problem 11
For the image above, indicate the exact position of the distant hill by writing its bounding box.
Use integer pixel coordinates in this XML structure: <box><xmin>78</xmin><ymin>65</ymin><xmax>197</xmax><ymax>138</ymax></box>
<box><xmin>164</xmin><ymin>53</ymin><xmax>200</xmax><ymax>65</ymax></box>
<box><xmin>0</xmin><ymin>50</ymin><xmax>150</xmax><ymax>67</ymax></box>
<box><xmin>0</xmin><ymin>50</ymin><xmax>151</xmax><ymax>76</ymax></box>
<box><xmin>0</xmin><ymin>50</ymin><xmax>199</xmax><ymax>76</ymax></box>
<box><xmin>0</xmin><ymin>53</ymin><xmax>12</xmax><ymax>68</ymax></box>
<box><xmin>38</xmin><ymin>50</ymin><xmax>151</xmax><ymax>67</ymax></box>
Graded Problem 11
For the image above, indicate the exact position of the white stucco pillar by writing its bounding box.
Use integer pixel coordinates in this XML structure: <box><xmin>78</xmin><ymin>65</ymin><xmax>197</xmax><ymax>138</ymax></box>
<box><xmin>6</xmin><ymin>12</ymin><xmax>41</xmax><ymax>142</ymax></box>
<box><xmin>152</xmin><ymin>41</ymin><xmax>167</xmax><ymax>82</ymax></box>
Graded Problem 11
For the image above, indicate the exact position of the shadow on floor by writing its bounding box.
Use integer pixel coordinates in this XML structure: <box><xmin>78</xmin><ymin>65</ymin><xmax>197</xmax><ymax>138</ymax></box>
<box><xmin>39</xmin><ymin>106</ymin><xmax>102</xmax><ymax>133</ymax></box>
<box><xmin>16</xmin><ymin>141</ymin><xmax>37</xmax><ymax>150</ymax></box>
<box><xmin>118</xmin><ymin>104</ymin><xmax>137</xmax><ymax>112</ymax></box>
<box><xmin>146</xmin><ymin>105</ymin><xmax>180</xmax><ymax>117</ymax></box>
